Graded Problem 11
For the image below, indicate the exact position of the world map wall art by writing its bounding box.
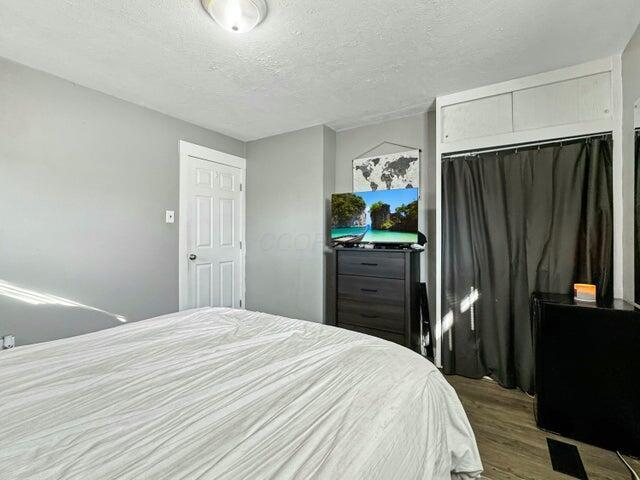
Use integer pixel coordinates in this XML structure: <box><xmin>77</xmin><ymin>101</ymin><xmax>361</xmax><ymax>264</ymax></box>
<box><xmin>352</xmin><ymin>149</ymin><xmax>420</xmax><ymax>192</ymax></box>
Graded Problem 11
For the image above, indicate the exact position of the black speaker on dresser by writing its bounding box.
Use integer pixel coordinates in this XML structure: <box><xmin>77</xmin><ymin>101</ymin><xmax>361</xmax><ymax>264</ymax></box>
<box><xmin>333</xmin><ymin>247</ymin><xmax>421</xmax><ymax>352</ymax></box>
<box><xmin>532</xmin><ymin>293</ymin><xmax>640</xmax><ymax>457</ymax></box>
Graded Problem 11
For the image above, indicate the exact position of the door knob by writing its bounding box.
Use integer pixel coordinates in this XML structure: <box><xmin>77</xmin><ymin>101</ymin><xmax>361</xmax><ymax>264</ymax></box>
<box><xmin>189</xmin><ymin>254</ymin><xmax>197</xmax><ymax>260</ymax></box>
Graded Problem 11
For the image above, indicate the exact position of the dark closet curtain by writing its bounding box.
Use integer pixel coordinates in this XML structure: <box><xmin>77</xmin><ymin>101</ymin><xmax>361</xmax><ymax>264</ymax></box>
<box><xmin>442</xmin><ymin>136</ymin><xmax>613</xmax><ymax>393</ymax></box>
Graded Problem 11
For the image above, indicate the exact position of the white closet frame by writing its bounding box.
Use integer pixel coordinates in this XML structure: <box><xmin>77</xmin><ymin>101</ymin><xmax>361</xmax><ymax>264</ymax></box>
<box><xmin>434</xmin><ymin>56</ymin><xmax>623</xmax><ymax>368</ymax></box>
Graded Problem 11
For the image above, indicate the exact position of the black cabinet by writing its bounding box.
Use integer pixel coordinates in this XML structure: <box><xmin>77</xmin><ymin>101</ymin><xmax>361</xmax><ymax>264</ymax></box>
<box><xmin>333</xmin><ymin>248</ymin><xmax>421</xmax><ymax>352</ymax></box>
<box><xmin>532</xmin><ymin>293</ymin><xmax>640</xmax><ymax>456</ymax></box>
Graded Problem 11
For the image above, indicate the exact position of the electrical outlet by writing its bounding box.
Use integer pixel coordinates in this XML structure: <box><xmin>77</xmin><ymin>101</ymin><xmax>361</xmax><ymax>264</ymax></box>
<box><xmin>165</xmin><ymin>210</ymin><xmax>175</xmax><ymax>224</ymax></box>
<box><xmin>2</xmin><ymin>335</ymin><xmax>15</xmax><ymax>349</ymax></box>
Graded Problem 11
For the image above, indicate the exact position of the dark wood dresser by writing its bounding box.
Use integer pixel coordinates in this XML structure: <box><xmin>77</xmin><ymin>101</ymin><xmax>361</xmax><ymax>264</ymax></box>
<box><xmin>333</xmin><ymin>247</ymin><xmax>421</xmax><ymax>352</ymax></box>
<box><xmin>532</xmin><ymin>293</ymin><xmax>640</xmax><ymax>457</ymax></box>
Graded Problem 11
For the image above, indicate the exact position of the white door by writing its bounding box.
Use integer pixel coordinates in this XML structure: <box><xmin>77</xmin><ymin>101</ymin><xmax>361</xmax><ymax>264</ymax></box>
<box><xmin>180</xmin><ymin>144</ymin><xmax>244</xmax><ymax>310</ymax></box>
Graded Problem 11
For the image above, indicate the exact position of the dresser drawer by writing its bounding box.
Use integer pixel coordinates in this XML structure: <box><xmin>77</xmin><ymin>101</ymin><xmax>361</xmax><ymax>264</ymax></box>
<box><xmin>337</xmin><ymin>299</ymin><xmax>404</xmax><ymax>333</ymax></box>
<box><xmin>337</xmin><ymin>275</ymin><xmax>404</xmax><ymax>305</ymax></box>
<box><xmin>337</xmin><ymin>251</ymin><xmax>404</xmax><ymax>279</ymax></box>
<box><xmin>337</xmin><ymin>323</ymin><xmax>405</xmax><ymax>346</ymax></box>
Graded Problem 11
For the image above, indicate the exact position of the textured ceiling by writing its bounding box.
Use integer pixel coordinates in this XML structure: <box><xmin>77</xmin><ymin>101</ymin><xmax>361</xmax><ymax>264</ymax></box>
<box><xmin>1</xmin><ymin>0</ymin><xmax>639</xmax><ymax>141</ymax></box>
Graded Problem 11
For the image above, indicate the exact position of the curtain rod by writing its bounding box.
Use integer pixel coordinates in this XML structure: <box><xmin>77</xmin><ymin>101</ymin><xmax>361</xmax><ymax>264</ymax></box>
<box><xmin>441</xmin><ymin>132</ymin><xmax>611</xmax><ymax>159</ymax></box>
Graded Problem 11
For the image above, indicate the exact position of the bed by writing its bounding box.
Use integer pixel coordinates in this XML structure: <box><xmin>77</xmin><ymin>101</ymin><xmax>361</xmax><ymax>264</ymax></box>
<box><xmin>0</xmin><ymin>308</ymin><xmax>482</xmax><ymax>479</ymax></box>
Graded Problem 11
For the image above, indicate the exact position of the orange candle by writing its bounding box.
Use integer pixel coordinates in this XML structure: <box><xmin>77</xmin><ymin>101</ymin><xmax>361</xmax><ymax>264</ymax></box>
<box><xmin>574</xmin><ymin>283</ymin><xmax>596</xmax><ymax>302</ymax></box>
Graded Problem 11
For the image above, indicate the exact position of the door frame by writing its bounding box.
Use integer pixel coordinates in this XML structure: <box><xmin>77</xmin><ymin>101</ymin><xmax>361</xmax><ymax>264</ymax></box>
<box><xmin>178</xmin><ymin>140</ymin><xmax>246</xmax><ymax>311</ymax></box>
<box><xmin>434</xmin><ymin>57</ymin><xmax>619</xmax><ymax>368</ymax></box>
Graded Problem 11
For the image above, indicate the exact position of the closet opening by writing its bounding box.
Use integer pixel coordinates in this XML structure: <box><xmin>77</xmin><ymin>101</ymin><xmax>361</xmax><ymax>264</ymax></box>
<box><xmin>440</xmin><ymin>133</ymin><xmax>613</xmax><ymax>393</ymax></box>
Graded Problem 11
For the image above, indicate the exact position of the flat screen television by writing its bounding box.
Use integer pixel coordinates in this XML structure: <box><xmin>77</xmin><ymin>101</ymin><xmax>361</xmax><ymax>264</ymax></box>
<box><xmin>331</xmin><ymin>188</ymin><xmax>418</xmax><ymax>245</ymax></box>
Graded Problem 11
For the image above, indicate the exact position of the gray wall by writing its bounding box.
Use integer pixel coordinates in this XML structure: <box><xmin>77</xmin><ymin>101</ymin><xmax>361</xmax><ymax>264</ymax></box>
<box><xmin>334</xmin><ymin>113</ymin><xmax>435</xmax><ymax>314</ymax></box>
<box><xmin>0</xmin><ymin>56</ymin><xmax>436</xmax><ymax>344</ymax></box>
<box><xmin>0</xmin><ymin>58</ymin><xmax>244</xmax><ymax>345</ymax></box>
<box><xmin>245</xmin><ymin>115</ymin><xmax>434</xmax><ymax>325</ymax></box>
<box><xmin>323</xmin><ymin>127</ymin><xmax>337</xmax><ymax>323</ymax></box>
<box><xmin>622</xmin><ymin>24</ymin><xmax>640</xmax><ymax>304</ymax></box>
<box><xmin>245</xmin><ymin>125</ymin><xmax>334</xmax><ymax>323</ymax></box>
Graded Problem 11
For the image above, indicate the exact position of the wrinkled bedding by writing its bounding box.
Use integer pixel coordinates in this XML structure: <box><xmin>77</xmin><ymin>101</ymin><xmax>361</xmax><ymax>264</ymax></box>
<box><xmin>0</xmin><ymin>308</ymin><xmax>482</xmax><ymax>479</ymax></box>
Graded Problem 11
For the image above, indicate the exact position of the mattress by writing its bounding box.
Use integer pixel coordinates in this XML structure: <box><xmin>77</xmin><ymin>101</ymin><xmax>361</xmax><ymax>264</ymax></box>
<box><xmin>0</xmin><ymin>308</ymin><xmax>482</xmax><ymax>479</ymax></box>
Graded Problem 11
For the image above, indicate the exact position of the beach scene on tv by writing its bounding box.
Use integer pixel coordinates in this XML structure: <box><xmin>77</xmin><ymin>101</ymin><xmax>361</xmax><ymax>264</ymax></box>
<box><xmin>331</xmin><ymin>188</ymin><xmax>418</xmax><ymax>244</ymax></box>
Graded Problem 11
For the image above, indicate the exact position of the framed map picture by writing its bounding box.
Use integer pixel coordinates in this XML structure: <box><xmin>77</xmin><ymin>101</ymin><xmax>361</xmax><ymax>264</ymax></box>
<box><xmin>352</xmin><ymin>149</ymin><xmax>420</xmax><ymax>191</ymax></box>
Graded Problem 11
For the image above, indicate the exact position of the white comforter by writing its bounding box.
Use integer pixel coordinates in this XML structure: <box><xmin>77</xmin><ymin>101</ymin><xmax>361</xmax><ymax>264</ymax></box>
<box><xmin>0</xmin><ymin>308</ymin><xmax>482</xmax><ymax>480</ymax></box>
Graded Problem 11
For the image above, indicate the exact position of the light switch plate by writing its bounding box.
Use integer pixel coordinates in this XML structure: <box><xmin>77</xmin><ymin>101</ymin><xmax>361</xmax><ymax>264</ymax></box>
<box><xmin>2</xmin><ymin>335</ymin><xmax>15</xmax><ymax>349</ymax></box>
<box><xmin>165</xmin><ymin>210</ymin><xmax>175</xmax><ymax>224</ymax></box>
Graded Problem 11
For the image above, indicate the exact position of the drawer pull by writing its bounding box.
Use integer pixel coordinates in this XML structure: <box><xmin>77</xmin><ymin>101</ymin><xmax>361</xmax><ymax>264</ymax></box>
<box><xmin>360</xmin><ymin>262</ymin><xmax>378</xmax><ymax>266</ymax></box>
<box><xmin>360</xmin><ymin>288</ymin><xmax>378</xmax><ymax>293</ymax></box>
<box><xmin>361</xmin><ymin>313</ymin><xmax>379</xmax><ymax>319</ymax></box>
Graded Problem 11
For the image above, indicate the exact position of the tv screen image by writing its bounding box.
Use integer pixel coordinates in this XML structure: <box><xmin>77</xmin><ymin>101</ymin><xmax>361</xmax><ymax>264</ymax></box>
<box><xmin>331</xmin><ymin>188</ymin><xmax>418</xmax><ymax>244</ymax></box>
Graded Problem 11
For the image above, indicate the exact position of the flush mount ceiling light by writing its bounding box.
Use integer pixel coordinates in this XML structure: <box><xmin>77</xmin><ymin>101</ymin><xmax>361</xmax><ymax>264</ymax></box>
<box><xmin>201</xmin><ymin>0</ymin><xmax>268</xmax><ymax>33</ymax></box>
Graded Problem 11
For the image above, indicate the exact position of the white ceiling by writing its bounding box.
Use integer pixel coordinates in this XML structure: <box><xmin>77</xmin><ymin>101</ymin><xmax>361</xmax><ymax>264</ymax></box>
<box><xmin>1</xmin><ymin>0</ymin><xmax>639</xmax><ymax>141</ymax></box>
